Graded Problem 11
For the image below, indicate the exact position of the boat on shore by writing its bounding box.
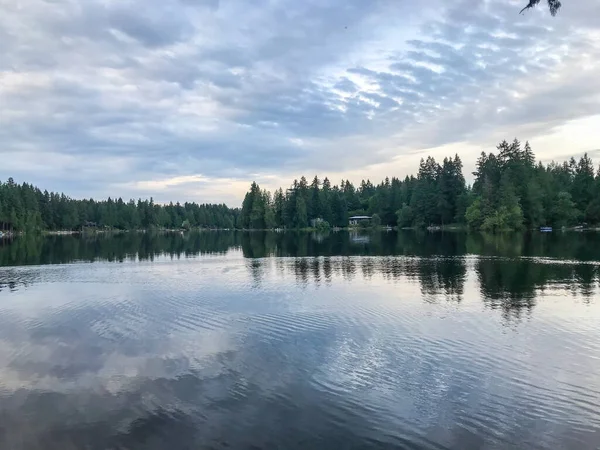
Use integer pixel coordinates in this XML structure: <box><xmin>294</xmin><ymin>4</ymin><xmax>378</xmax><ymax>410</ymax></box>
<box><xmin>540</xmin><ymin>226</ymin><xmax>553</xmax><ymax>232</ymax></box>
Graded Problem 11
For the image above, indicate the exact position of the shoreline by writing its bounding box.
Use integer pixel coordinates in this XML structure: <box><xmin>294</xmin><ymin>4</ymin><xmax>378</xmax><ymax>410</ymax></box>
<box><xmin>2</xmin><ymin>226</ymin><xmax>600</xmax><ymax>239</ymax></box>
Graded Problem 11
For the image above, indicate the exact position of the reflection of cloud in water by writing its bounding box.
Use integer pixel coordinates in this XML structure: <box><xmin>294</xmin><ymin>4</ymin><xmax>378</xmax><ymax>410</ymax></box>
<box><xmin>0</xmin><ymin>253</ymin><xmax>599</xmax><ymax>448</ymax></box>
<box><xmin>0</xmin><ymin>328</ymin><xmax>232</xmax><ymax>394</ymax></box>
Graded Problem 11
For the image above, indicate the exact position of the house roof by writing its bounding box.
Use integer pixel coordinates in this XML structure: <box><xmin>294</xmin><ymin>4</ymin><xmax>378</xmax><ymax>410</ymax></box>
<box><xmin>349</xmin><ymin>216</ymin><xmax>372</xmax><ymax>220</ymax></box>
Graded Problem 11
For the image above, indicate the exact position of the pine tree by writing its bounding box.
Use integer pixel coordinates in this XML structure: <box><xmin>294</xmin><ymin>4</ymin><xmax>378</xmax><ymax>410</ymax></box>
<box><xmin>572</xmin><ymin>153</ymin><xmax>595</xmax><ymax>220</ymax></box>
<box><xmin>309</xmin><ymin>175</ymin><xmax>321</xmax><ymax>220</ymax></box>
<box><xmin>294</xmin><ymin>195</ymin><xmax>308</xmax><ymax>228</ymax></box>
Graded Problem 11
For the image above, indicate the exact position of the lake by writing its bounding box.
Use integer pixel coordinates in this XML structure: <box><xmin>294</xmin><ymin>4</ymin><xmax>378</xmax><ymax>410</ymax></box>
<box><xmin>0</xmin><ymin>231</ymin><xmax>599</xmax><ymax>449</ymax></box>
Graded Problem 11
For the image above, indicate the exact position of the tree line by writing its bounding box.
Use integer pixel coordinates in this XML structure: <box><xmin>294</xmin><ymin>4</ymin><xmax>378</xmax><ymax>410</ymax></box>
<box><xmin>241</xmin><ymin>139</ymin><xmax>600</xmax><ymax>231</ymax></box>
<box><xmin>2</xmin><ymin>138</ymin><xmax>599</xmax><ymax>233</ymax></box>
<box><xmin>0</xmin><ymin>179</ymin><xmax>239</xmax><ymax>232</ymax></box>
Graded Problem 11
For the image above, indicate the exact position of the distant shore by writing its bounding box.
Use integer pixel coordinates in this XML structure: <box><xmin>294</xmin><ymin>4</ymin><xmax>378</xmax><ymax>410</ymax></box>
<box><xmin>2</xmin><ymin>225</ymin><xmax>600</xmax><ymax>239</ymax></box>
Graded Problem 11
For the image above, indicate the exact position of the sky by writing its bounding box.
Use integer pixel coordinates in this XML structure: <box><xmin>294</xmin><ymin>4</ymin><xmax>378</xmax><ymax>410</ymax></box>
<box><xmin>1</xmin><ymin>0</ymin><xmax>599</xmax><ymax>206</ymax></box>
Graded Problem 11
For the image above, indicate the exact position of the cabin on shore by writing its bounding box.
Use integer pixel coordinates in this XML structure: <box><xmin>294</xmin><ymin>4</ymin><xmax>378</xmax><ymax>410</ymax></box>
<box><xmin>349</xmin><ymin>215</ymin><xmax>372</xmax><ymax>226</ymax></box>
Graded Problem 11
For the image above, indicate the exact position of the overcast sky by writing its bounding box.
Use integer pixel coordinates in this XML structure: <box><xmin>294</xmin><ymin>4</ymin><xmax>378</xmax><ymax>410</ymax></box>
<box><xmin>1</xmin><ymin>0</ymin><xmax>599</xmax><ymax>205</ymax></box>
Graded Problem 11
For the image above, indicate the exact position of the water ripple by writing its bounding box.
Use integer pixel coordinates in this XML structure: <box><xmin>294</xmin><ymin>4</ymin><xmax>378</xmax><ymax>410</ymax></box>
<box><xmin>0</xmin><ymin>253</ymin><xmax>599</xmax><ymax>449</ymax></box>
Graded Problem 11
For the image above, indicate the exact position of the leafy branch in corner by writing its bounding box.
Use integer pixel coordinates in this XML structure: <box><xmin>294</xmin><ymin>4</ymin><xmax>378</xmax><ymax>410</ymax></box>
<box><xmin>520</xmin><ymin>0</ymin><xmax>562</xmax><ymax>16</ymax></box>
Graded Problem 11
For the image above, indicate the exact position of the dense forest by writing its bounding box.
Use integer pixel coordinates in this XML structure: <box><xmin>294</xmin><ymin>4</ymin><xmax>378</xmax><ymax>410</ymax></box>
<box><xmin>1</xmin><ymin>138</ymin><xmax>599</xmax><ymax>233</ymax></box>
<box><xmin>0</xmin><ymin>180</ymin><xmax>239</xmax><ymax>232</ymax></box>
<box><xmin>241</xmin><ymin>139</ymin><xmax>600</xmax><ymax>231</ymax></box>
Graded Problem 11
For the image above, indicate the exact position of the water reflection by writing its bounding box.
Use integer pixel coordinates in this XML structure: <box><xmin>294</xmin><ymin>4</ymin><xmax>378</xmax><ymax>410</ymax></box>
<box><xmin>0</xmin><ymin>231</ymin><xmax>240</xmax><ymax>266</ymax></box>
<box><xmin>1</xmin><ymin>232</ymin><xmax>600</xmax><ymax>449</ymax></box>
<box><xmin>476</xmin><ymin>258</ymin><xmax>598</xmax><ymax>317</ymax></box>
<box><xmin>2</xmin><ymin>231</ymin><xmax>600</xmax><ymax>316</ymax></box>
<box><xmin>3</xmin><ymin>230</ymin><xmax>600</xmax><ymax>265</ymax></box>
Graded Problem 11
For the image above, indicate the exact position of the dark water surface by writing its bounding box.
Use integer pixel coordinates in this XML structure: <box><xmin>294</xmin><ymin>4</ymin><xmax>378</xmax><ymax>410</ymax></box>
<box><xmin>0</xmin><ymin>231</ymin><xmax>599</xmax><ymax>449</ymax></box>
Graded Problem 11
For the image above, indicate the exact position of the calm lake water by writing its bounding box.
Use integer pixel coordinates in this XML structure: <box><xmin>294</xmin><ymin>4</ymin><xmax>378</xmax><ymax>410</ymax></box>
<box><xmin>0</xmin><ymin>231</ymin><xmax>599</xmax><ymax>449</ymax></box>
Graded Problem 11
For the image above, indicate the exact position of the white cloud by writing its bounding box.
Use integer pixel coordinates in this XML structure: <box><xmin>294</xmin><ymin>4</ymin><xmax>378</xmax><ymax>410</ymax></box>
<box><xmin>1</xmin><ymin>0</ymin><xmax>599</xmax><ymax>204</ymax></box>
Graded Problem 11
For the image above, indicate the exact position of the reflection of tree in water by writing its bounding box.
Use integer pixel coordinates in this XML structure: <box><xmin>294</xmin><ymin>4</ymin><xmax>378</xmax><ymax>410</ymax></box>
<box><xmin>293</xmin><ymin>258</ymin><xmax>310</xmax><ymax>286</ymax></box>
<box><xmin>476</xmin><ymin>258</ymin><xmax>598</xmax><ymax>319</ymax></box>
<box><xmin>467</xmin><ymin>232</ymin><xmax>600</xmax><ymax>261</ymax></box>
<box><xmin>2</xmin><ymin>231</ymin><xmax>599</xmax><ymax>313</ymax></box>
<box><xmin>0</xmin><ymin>231</ymin><xmax>241</xmax><ymax>266</ymax></box>
<box><xmin>247</xmin><ymin>259</ymin><xmax>267</xmax><ymax>287</ymax></box>
<box><xmin>323</xmin><ymin>257</ymin><xmax>332</xmax><ymax>283</ymax></box>
<box><xmin>242</xmin><ymin>230</ymin><xmax>468</xmax><ymax>259</ymax></box>
<box><xmin>241</xmin><ymin>232</ymin><xmax>273</xmax><ymax>259</ymax></box>
<box><xmin>310</xmin><ymin>258</ymin><xmax>321</xmax><ymax>285</ymax></box>
<box><xmin>267</xmin><ymin>255</ymin><xmax>467</xmax><ymax>302</ymax></box>
<box><xmin>4</xmin><ymin>230</ymin><xmax>600</xmax><ymax>267</ymax></box>
<box><xmin>572</xmin><ymin>264</ymin><xmax>597</xmax><ymax>300</ymax></box>
<box><xmin>341</xmin><ymin>258</ymin><xmax>357</xmax><ymax>282</ymax></box>
<box><xmin>360</xmin><ymin>258</ymin><xmax>375</xmax><ymax>280</ymax></box>
<box><xmin>476</xmin><ymin>259</ymin><xmax>537</xmax><ymax>320</ymax></box>
<box><xmin>418</xmin><ymin>258</ymin><xmax>466</xmax><ymax>301</ymax></box>
<box><xmin>466</xmin><ymin>233</ymin><xmax>525</xmax><ymax>258</ymax></box>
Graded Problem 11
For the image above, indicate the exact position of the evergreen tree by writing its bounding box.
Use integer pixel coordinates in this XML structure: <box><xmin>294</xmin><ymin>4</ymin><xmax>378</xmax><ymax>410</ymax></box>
<box><xmin>309</xmin><ymin>176</ymin><xmax>321</xmax><ymax>220</ymax></box>
<box><xmin>273</xmin><ymin>188</ymin><xmax>285</xmax><ymax>228</ymax></box>
<box><xmin>553</xmin><ymin>191</ymin><xmax>579</xmax><ymax>227</ymax></box>
<box><xmin>294</xmin><ymin>196</ymin><xmax>308</xmax><ymax>228</ymax></box>
<box><xmin>396</xmin><ymin>203</ymin><xmax>414</xmax><ymax>228</ymax></box>
<box><xmin>331</xmin><ymin>188</ymin><xmax>348</xmax><ymax>227</ymax></box>
<box><xmin>571</xmin><ymin>153</ymin><xmax>595</xmax><ymax>220</ymax></box>
<box><xmin>3</xmin><ymin>137</ymin><xmax>600</xmax><ymax>235</ymax></box>
<box><xmin>320</xmin><ymin>178</ymin><xmax>333</xmax><ymax>225</ymax></box>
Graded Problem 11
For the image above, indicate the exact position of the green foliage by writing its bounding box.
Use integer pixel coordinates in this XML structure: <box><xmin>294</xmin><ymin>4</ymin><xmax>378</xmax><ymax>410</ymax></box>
<box><xmin>314</xmin><ymin>220</ymin><xmax>331</xmax><ymax>232</ymax></box>
<box><xmin>239</xmin><ymin>142</ymin><xmax>600</xmax><ymax>232</ymax></box>
<box><xmin>481</xmin><ymin>204</ymin><xmax>524</xmax><ymax>232</ymax></box>
<box><xmin>552</xmin><ymin>191</ymin><xmax>579</xmax><ymax>227</ymax></box>
<box><xmin>331</xmin><ymin>189</ymin><xmax>348</xmax><ymax>227</ymax></box>
<box><xmin>572</xmin><ymin>153</ymin><xmax>595</xmax><ymax>220</ymax></box>
<box><xmin>371</xmin><ymin>213</ymin><xmax>382</xmax><ymax>227</ymax></box>
<box><xmin>466</xmin><ymin>141</ymin><xmax>594</xmax><ymax>232</ymax></box>
<box><xmin>5</xmin><ymin>139</ymin><xmax>600</xmax><ymax>235</ymax></box>
<box><xmin>396</xmin><ymin>203</ymin><xmax>414</xmax><ymax>228</ymax></box>
<box><xmin>264</xmin><ymin>207</ymin><xmax>276</xmax><ymax>229</ymax></box>
<box><xmin>241</xmin><ymin>182</ymin><xmax>274</xmax><ymax>229</ymax></box>
<box><xmin>0</xmin><ymin>178</ymin><xmax>239</xmax><ymax>232</ymax></box>
<box><xmin>524</xmin><ymin>181</ymin><xmax>544</xmax><ymax>227</ymax></box>
<box><xmin>586</xmin><ymin>198</ymin><xmax>600</xmax><ymax>225</ymax></box>
<box><xmin>294</xmin><ymin>195</ymin><xmax>308</xmax><ymax>228</ymax></box>
<box><xmin>465</xmin><ymin>197</ymin><xmax>485</xmax><ymax>230</ymax></box>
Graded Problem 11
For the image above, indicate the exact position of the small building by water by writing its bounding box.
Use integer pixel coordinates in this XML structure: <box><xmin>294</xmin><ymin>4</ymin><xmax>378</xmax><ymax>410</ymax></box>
<box><xmin>349</xmin><ymin>216</ymin><xmax>372</xmax><ymax>226</ymax></box>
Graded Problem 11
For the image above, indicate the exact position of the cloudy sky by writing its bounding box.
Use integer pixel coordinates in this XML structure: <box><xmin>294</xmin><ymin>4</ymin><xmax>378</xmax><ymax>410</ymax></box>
<box><xmin>1</xmin><ymin>0</ymin><xmax>599</xmax><ymax>205</ymax></box>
